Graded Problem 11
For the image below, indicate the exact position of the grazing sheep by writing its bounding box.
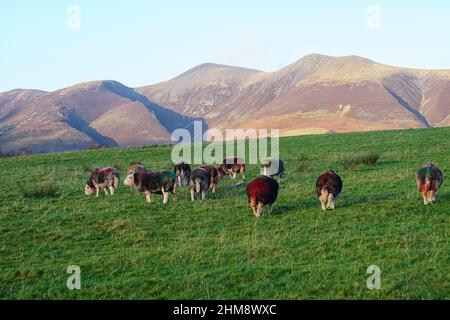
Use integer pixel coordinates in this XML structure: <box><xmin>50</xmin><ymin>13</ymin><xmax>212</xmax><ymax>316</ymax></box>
<box><xmin>174</xmin><ymin>162</ymin><xmax>191</xmax><ymax>187</ymax></box>
<box><xmin>246</xmin><ymin>176</ymin><xmax>279</xmax><ymax>218</ymax></box>
<box><xmin>200</xmin><ymin>165</ymin><xmax>219</xmax><ymax>193</ymax></box>
<box><xmin>316</xmin><ymin>171</ymin><xmax>343</xmax><ymax>211</ymax></box>
<box><xmin>127</xmin><ymin>164</ymin><xmax>148</xmax><ymax>176</ymax></box>
<box><xmin>85</xmin><ymin>167</ymin><xmax>120</xmax><ymax>196</ymax></box>
<box><xmin>260</xmin><ymin>159</ymin><xmax>285</xmax><ymax>182</ymax></box>
<box><xmin>218</xmin><ymin>157</ymin><xmax>246</xmax><ymax>180</ymax></box>
<box><xmin>416</xmin><ymin>163</ymin><xmax>444</xmax><ymax>205</ymax></box>
<box><xmin>190</xmin><ymin>168</ymin><xmax>211</xmax><ymax>201</ymax></box>
<box><xmin>123</xmin><ymin>170</ymin><xmax>176</xmax><ymax>204</ymax></box>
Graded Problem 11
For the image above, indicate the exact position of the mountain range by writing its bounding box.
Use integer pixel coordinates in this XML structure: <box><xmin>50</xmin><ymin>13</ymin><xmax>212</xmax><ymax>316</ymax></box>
<box><xmin>1</xmin><ymin>54</ymin><xmax>449</xmax><ymax>153</ymax></box>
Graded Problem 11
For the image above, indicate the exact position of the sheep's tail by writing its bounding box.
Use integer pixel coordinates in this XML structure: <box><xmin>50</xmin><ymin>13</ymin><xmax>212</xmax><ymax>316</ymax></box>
<box><xmin>321</xmin><ymin>186</ymin><xmax>329</xmax><ymax>198</ymax></box>
<box><xmin>424</xmin><ymin>178</ymin><xmax>431</xmax><ymax>192</ymax></box>
<box><xmin>195</xmin><ymin>179</ymin><xmax>201</xmax><ymax>194</ymax></box>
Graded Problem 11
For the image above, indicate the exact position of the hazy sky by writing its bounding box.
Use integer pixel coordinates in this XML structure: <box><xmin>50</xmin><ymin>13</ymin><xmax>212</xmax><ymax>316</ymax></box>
<box><xmin>1</xmin><ymin>0</ymin><xmax>450</xmax><ymax>92</ymax></box>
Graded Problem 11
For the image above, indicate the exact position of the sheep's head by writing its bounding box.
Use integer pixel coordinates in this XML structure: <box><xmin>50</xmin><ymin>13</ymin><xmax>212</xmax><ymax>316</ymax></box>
<box><xmin>124</xmin><ymin>173</ymin><xmax>137</xmax><ymax>187</ymax></box>
<box><xmin>217</xmin><ymin>165</ymin><xmax>228</xmax><ymax>179</ymax></box>
<box><xmin>85</xmin><ymin>178</ymin><xmax>95</xmax><ymax>196</ymax></box>
<box><xmin>85</xmin><ymin>184</ymin><xmax>95</xmax><ymax>196</ymax></box>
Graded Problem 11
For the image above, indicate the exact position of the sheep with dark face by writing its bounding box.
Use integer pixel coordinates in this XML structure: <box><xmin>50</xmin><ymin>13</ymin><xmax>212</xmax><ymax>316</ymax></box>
<box><xmin>260</xmin><ymin>159</ymin><xmax>285</xmax><ymax>182</ymax></box>
<box><xmin>416</xmin><ymin>163</ymin><xmax>444</xmax><ymax>205</ymax></box>
<box><xmin>200</xmin><ymin>165</ymin><xmax>219</xmax><ymax>193</ymax></box>
<box><xmin>85</xmin><ymin>167</ymin><xmax>120</xmax><ymax>196</ymax></box>
<box><xmin>218</xmin><ymin>157</ymin><xmax>246</xmax><ymax>180</ymax></box>
<box><xmin>124</xmin><ymin>170</ymin><xmax>176</xmax><ymax>204</ymax></box>
<box><xmin>174</xmin><ymin>162</ymin><xmax>191</xmax><ymax>187</ymax></box>
<box><xmin>246</xmin><ymin>176</ymin><xmax>279</xmax><ymax>218</ymax></box>
<box><xmin>316</xmin><ymin>171</ymin><xmax>343</xmax><ymax>211</ymax></box>
<box><xmin>190</xmin><ymin>167</ymin><xmax>211</xmax><ymax>201</ymax></box>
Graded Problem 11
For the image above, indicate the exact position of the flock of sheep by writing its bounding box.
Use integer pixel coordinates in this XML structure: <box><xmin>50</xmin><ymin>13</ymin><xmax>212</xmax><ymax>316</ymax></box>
<box><xmin>84</xmin><ymin>158</ymin><xmax>444</xmax><ymax>217</ymax></box>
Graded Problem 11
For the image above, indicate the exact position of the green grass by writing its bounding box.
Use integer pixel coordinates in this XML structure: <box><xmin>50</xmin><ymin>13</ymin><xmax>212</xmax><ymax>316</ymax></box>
<box><xmin>0</xmin><ymin>127</ymin><xmax>449</xmax><ymax>300</ymax></box>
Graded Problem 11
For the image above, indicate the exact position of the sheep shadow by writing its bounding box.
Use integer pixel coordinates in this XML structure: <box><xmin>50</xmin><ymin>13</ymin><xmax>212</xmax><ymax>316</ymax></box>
<box><xmin>274</xmin><ymin>198</ymin><xmax>319</xmax><ymax>215</ymax></box>
<box><xmin>208</xmin><ymin>181</ymin><xmax>247</xmax><ymax>200</ymax></box>
<box><xmin>438</xmin><ymin>192</ymin><xmax>450</xmax><ymax>201</ymax></box>
<box><xmin>339</xmin><ymin>191</ymin><xmax>408</xmax><ymax>208</ymax></box>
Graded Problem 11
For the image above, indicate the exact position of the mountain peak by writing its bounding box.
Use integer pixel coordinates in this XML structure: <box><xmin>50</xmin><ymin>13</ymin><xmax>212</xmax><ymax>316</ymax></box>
<box><xmin>172</xmin><ymin>63</ymin><xmax>263</xmax><ymax>81</ymax></box>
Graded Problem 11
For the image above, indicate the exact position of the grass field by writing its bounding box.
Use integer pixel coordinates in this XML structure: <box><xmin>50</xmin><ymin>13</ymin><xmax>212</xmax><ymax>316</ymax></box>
<box><xmin>0</xmin><ymin>127</ymin><xmax>449</xmax><ymax>300</ymax></box>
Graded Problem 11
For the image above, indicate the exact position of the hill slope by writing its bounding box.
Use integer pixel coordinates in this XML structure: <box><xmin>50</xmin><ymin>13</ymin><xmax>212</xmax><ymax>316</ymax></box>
<box><xmin>0</xmin><ymin>127</ymin><xmax>449</xmax><ymax>299</ymax></box>
<box><xmin>138</xmin><ymin>54</ymin><xmax>450</xmax><ymax>135</ymax></box>
<box><xmin>0</xmin><ymin>81</ymin><xmax>202</xmax><ymax>153</ymax></box>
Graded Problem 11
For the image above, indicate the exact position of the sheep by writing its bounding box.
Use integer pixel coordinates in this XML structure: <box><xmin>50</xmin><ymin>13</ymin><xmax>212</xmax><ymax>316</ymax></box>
<box><xmin>200</xmin><ymin>165</ymin><xmax>219</xmax><ymax>193</ymax></box>
<box><xmin>260</xmin><ymin>158</ymin><xmax>285</xmax><ymax>182</ymax></box>
<box><xmin>85</xmin><ymin>167</ymin><xmax>120</xmax><ymax>196</ymax></box>
<box><xmin>246</xmin><ymin>176</ymin><xmax>279</xmax><ymax>218</ymax></box>
<box><xmin>416</xmin><ymin>163</ymin><xmax>444</xmax><ymax>205</ymax></box>
<box><xmin>316</xmin><ymin>170</ymin><xmax>343</xmax><ymax>211</ymax></box>
<box><xmin>190</xmin><ymin>167</ymin><xmax>211</xmax><ymax>201</ymax></box>
<box><xmin>123</xmin><ymin>170</ymin><xmax>176</xmax><ymax>204</ymax></box>
<box><xmin>174</xmin><ymin>162</ymin><xmax>191</xmax><ymax>187</ymax></box>
<box><xmin>218</xmin><ymin>157</ymin><xmax>246</xmax><ymax>180</ymax></box>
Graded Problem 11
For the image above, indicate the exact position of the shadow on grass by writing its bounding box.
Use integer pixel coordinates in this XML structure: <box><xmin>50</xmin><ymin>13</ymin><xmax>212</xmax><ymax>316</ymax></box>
<box><xmin>438</xmin><ymin>192</ymin><xmax>450</xmax><ymax>201</ymax></box>
<box><xmin>208</xmin><ymin>182</ymin><xmax>247</xmax><ymax>200</ymax></box>
<box><xmin>274</xmin><ymin>198</ymin><xmax>319</xmax><ymax>214</ymax></box>
<box><xmin>340</xmin><ymin>191</ymin><xmax>408</xmax><ymax>208</ymax></box>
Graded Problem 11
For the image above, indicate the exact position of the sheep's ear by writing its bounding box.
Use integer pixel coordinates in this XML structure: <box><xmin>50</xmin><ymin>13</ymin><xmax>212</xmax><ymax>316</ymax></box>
<box><xmin>133</xmin><ymin>173</ymin><xmax>139</xmax><ymax>185</ymax></box>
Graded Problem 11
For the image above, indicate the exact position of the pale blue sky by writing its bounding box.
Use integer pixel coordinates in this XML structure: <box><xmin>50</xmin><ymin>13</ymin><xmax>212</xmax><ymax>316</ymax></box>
<box><xmin>1</xmin><ymin>0</ymin><xmax>450</xmax><ymax>92</ymax></box>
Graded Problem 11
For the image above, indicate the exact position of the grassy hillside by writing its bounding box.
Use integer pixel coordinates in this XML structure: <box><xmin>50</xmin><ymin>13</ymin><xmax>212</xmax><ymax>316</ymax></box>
<box><xmin>0</xmin><ymin>127</ymin><xmax>449</xmax><ymax>299</ymax></box>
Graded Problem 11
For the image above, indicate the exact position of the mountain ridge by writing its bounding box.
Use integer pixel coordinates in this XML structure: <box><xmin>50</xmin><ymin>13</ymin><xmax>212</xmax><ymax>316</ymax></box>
<box><xmin>137</xmin><ymin>54</ymin><xmax>450</xmax><ymax>134</ymax></box>
<box><xmin>1</xmin><ymin>54</ymin><xmax>449</xmax><ymax>153</ymax></box>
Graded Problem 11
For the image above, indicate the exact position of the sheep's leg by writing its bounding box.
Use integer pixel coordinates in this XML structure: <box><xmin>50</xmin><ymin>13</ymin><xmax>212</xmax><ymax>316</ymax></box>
<box><xmin>109</xmin><ymin>187</ymin><xmax>115</xmax><ymax>196</ymax></box>
<box><xmin>421</xmin><ymin>192</ymin><xmax>429</xmax><ymax>205</ymax></box>
<box><xmin>327</xmin><ymin>194</ymin><xmax>335</xmax><ymax>210</ymax></box>
<box><xmin>96</xmin><ymin>188</ymin><xmax>99</xmax><ymax>197</ymax></box>
<box><xmin>162</xmin><ymin>190</ymin><xmax>169</xmax><ymax>204</ymax></box>
<box><xmin>232</xmin><ymin>172</ymin><xmax>237</xmax><ymax>179</ymax></box>
<box><xmin>201</xmin><ymin>191</ymin><xmax>206</xmax><ymax>201</ymax></box>
<box><xmin>250</xmin><ymin>199</ymin><xmax>257</xmax><ymax>216</ymax></box>
<box><xmin>320</xmin><ymin>200</ymin><xmax>327</xmax><ymax>211</ymax></box>
<box><xmin>191</xmin><ymin>189</ymin><xmax>195</xmax><ymax>202</ymax></box>
<box><xmin>256</xmin><ymin>202</ymin><xmax>264</xmax><ymax>218</ymax></box>
<box><xmin>104</xmin><ymin>188</ymin><xmax>109</xmax><ymax>196</ymax></box>
<box><xmin>268</xmin><ymin>204</ymin><xmax>273</xmax><ymax>214</ymax></box>
<box><xmin>145</xmin><ymin>191</ymin><xmax>152</xmax><ymax>203</ymax></box>
<box><xmin>172</xmin><ymin>184</ymin><xmax>177</xmax><ymax>202</ymax></box>
<box><xmin>426</xmin><ymin>190</ymin><xmax>436</xmax><ymax>203</ymax></box>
